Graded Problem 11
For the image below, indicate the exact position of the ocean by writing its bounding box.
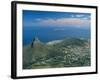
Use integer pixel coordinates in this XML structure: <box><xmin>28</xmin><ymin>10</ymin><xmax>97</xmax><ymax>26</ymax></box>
<box><xmin>23</xmin><ymin>26</ymin><xmax>90</xmax><ymax>46</ymax></box>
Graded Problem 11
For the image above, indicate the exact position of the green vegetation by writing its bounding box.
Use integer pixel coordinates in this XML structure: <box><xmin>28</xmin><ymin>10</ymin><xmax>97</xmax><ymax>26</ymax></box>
<box><xmin>23</xmin><ymin>38</ymin><xmax>91</xmax><ymax>69</ymax></box>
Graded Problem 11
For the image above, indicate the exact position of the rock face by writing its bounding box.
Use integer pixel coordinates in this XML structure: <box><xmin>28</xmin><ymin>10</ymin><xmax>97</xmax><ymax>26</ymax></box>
<box><xmin>23</xmin><ymin>38</ymin><xmax>91</xmax><ymax>69</ymax></box>
<box><xmin>31</xmin><ymin>37</ymin><xmax>42</xmax><ymax>48</ymax></box>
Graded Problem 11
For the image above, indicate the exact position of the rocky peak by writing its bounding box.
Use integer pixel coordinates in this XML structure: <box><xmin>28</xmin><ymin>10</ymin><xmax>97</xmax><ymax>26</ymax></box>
<box><xmin>31</xmin><ymin>37</ymin><xmax>41</xmax><ymax>48</ymax></box>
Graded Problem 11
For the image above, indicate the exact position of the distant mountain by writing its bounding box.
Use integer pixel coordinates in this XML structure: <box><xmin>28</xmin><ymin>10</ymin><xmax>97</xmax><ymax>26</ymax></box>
<box><xmin>23</xmin><ymin>37</ymin><xmax>90</xmax><ymax>69</ymax></box>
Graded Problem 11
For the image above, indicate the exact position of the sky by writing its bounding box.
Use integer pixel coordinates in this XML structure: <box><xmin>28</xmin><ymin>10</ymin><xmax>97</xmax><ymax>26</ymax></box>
<box><xmin>23</xmin><ymin>10</ymin><xmax>91</xmax><ymax>28</ymax></box>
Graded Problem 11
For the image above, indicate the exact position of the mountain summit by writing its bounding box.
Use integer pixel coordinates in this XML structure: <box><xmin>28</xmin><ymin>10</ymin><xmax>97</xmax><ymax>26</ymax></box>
<box><xmin>31</xmin><ymin>37</ymin><xmax>42</xmax><ymax>48</ymax></box>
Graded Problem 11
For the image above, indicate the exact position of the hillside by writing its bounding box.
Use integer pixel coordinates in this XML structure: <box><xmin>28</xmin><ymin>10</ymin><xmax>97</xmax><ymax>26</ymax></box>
<box><xmin>23</xmin><ymin>37</ymin><xmax>90</xmax><ymax>69</ymax></box>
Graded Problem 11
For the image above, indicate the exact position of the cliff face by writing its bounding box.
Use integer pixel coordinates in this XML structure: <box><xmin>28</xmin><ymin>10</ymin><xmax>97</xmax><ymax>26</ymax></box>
<box><xmin>31</xmin><ymin>37</ymin><xmax>42</xmax><ymax>48</ymax></box>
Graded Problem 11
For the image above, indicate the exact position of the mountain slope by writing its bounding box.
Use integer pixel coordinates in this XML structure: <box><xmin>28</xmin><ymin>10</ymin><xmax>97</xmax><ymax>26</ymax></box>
<box><xmin>23</xmin><ymin>38</ymin><xmax>90</xmax><ymax>69</ymax></box>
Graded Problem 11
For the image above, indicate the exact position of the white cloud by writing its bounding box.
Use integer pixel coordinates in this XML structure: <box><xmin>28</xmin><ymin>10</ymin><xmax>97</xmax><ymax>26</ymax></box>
<box><xmin>70</xmin><ymin>14</ymin><xmax>90</xmax><ymax>20</ymax></box>
<box><xmin>75</xmin><ymin>14</ymin><xmax>85</xmax><ymax>18</ymax></box>
<box><xmin>34</xmin><ymin>17</ymin><xmax>90</xmax><ymax>27</ymax></box>
<box><xmin>35</xmin><ymin>18</ymin><xmax>41</xmax><ymax>21</ymax></box>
